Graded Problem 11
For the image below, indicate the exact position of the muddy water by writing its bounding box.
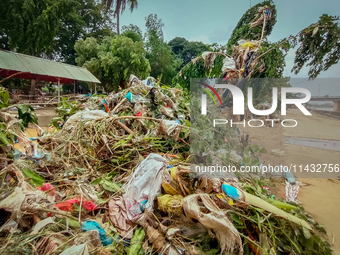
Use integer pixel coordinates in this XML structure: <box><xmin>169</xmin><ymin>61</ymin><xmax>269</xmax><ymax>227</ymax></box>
<box><xmin>284</xmin><ymin>137</ymin><xmax>340</xmax><ymax>152</ymax></box>
<box><xmin>9</xmin><ymin>107</ymin><xmax>56</xmax><ymax>127</ymax></box>
<box><xmin>34</xmin><ymin>107</ymin><xmax>57</xmax><ymax>127</ymax></box>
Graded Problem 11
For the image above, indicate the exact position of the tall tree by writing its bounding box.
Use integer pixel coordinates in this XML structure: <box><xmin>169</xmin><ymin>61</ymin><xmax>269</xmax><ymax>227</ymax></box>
<box><xmin>144</xmin><ymin>14</ymin><xmax>180</xmax><ymax>84</ymax></box>
<box><xmin>103</xmin><ymin>0</ymin><xmax>138</xmax><ymax>35</ymax></box>
<box><xmin>169</xmin><ymin>37</ymin><xmax>210</xmax><ymax>70</ymax></box>
<box><xmin>54</xmin><ymin>0</ymin><xmax>115</xmax><ymax>64</ymax></box>
<box><xmin>0</xmin><ymin>0</ymin><xmax>114</xmax><ymax>62</ymax></box>
<box><xmin>0</xmin><ymin>0</ymin><xmax>73</xmax><ymax>56</ymax></box>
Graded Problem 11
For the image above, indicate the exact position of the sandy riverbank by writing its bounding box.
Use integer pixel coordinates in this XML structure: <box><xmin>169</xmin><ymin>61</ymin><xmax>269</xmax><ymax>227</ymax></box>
<box><xmin>242</xmin><ymin>109</ymin><xmax>340</xmax><ymax>253</ymax></box>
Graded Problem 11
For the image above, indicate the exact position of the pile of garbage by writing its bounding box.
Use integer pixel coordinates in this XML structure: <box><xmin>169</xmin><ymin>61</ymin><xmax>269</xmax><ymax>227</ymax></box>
<box><xmin>0</xmin><ymin>75</ymin><xmax>332</xmax><ymax>254</ymax></box>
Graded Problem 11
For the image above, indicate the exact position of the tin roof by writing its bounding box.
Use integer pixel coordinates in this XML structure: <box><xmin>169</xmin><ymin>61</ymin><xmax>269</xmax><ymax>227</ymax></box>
<box><xmin>0</xmin><ymin>50</ymin><xmax>100</xmax><ymax>84</ymax></box>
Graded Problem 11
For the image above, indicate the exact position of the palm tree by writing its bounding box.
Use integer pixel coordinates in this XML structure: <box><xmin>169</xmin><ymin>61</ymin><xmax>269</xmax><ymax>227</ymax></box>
<box><xmin>103</xmin><ymin>0</ymin><xmax>138</xmax><ymax>35</ymax></box>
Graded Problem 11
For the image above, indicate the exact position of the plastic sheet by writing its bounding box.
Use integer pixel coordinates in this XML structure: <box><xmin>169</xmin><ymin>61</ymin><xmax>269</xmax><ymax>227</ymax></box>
<box><xmin>55</xmin><ymin>197</ymin><xmax>97</xmax><ymax>212</ymax></box>
<box><xmin>0</xmin><ymin>187</ymin><xmax>25</xmax><ymax>218</ymax></box>
<box><xmin>108</xmin><ymin>197</ymin><xmax>134</xmax><ymax>239</ymax></box>
<box><xmin>183</xmin><ymin>194</ymin><xmax>243</xmax><ymax>254</ymax></box>
<box><xmin>157</xmin><ymin>120</ymin><xmax>181</xmax><ymax>140</ymax></box>
<box><xmin>60</xmin><ymin>243</ymin><xmax>89</xmax><ymax>255</ymax></box>
<box><xmin>202</xmin><ymin>51</ymin><xmax>216</xmax><ymax>68</ymax></box>
<box><xmin>125</xmin><ymin>92</ymin><xmax>150</xmax><ymax>104</ymax></box>
<box><xmin>123</xmin><ymin>153</ymin><xmax>167</xmax><ymax>220</ymax></box>
<box><xmin>221</xmin><ymin>56</ymin><xmax>236</xmax><ymax>73</ymax></box>
<box><xmin>64</xmin><ymin>110</ymin><xmax>108</xmax><ymax>129</ymax></box>
<box><xmin>160</xmin><ymin>106</ymin><xmax>174</xmax><ymax>118</ymax></box>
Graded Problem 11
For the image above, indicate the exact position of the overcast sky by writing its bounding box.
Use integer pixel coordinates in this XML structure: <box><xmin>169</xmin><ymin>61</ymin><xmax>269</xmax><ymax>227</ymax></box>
<box><xmin>119</xmin><ymin>0</ymin><xmax>340</xmax><ymax>94</ymax></box>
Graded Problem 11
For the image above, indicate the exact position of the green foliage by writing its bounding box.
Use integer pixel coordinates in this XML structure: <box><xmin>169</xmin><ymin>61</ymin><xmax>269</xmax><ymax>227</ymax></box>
<box><xmin>122</xmin><ymin>24</ymin><xmax>143</xmax><ymax>42</ymax></box>
<box><xmin>292</xmin><ymin>14</ymin><xmax>340</xmax><ymax>79</ymax></box>
<box><xmin>181</xmin><ymin>41</ymin><xmax>211</xmax><ymax>66</ymax></box>
<box><xmin>102</xmin><ymin>0</ymin><xmax>138</xmax><ymax>35</ymax></box>
<box><xmin>75</xmin><ymin>36</ymin><xmax>150</xmax><ymax>91</ymax></box>
<box><xmin>53</xmin><ymin>0</ymin><xmax>115</xmax><ymax>64</ymax></box>
<box><xmin>22</xmin><ymin>169</ymin><xmax>45</xmax><ymax>188</ymax></box>
<box><xmin>0</xmin><ymin>88</ymin><xmax>10</xmax><ymax>109</ymax></box>
<box><xmin>227</xmin><ymin>1</ymin><xmax>277</xmax><ymax>54</ymax></box>
<box><xmin>51</xmin><ymin>97</ymin><xmax>80</xmax><ymax>128</ymax></box>
<box><xmin>0</xmin><ymin>0</ymin><xmax>73</xmax><ymax>55</ymax></box>
<box><xmin>0</xmin><ymin>123</ymin><xmax>13</xmax><ymax>146</ymax></box>
<box><xmin>0</xmin><ymin>0</ymin><xmax>114</xmax><ymax>63</ymax></box>
<box><xmin>16</xmin><ymin>105</ymin><xmax>38</xmax><ymax>128</ymax></box>
<box><xmin>62</xmin><ymin>84</ymin><xmax>74</xmax><ymax>93</ymax></box>
<box><xmin>46</xmin><ymin>83</ymin><xmax>56</xmax><ymax>95</ymax></box>
<box><xmin>169</xmin><ymin>37</ymin><xmax>211</xmax><ymax>70</ymax></box>
<box><xmin>172</xmin><ymin>54</ymin><xmax>225</xmax><ymax>90</ymax></box>
<box><xmin>250</xmin><ymin>41</ymin><xmax>290</xmax><ymax>80</ymax></box>
<box><xmin>144</xmin><ymin>14</ymin><xmax>180</xmax><ymax>84</ymax></box>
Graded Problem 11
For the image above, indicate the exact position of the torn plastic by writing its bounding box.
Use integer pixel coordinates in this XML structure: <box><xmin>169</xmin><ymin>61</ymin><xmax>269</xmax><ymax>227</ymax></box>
<box><xmin>31</xmin><ymin>217</ymin><xmax>55</xmax><ymax>234</ymax></box>
<box><xmin>60</xmin><ymin>243</ymin><xmax>89</xmax><ymax>255</ymax></box>
<box><xmin>0</xmin><ymin>187</ymin><xmax>25</xmax><ymax>218</ymax></box>
<box><xmin>157</xmin><ymin>120</ymin><xmax>181</xmax><ymax>140</ymax></box>
<box><xmin>285</xmin><ymin>181</ymin><xmax>300</xmax><ymax>203</ymax></box>
<box><xmin>183</xmin><ymin>194</ymin><xmax>243</xmax><ymax>254</ymax></box>
<box><xmin>0</xmin><ymin>219</ymin><xmax>20</xmax><ymax>233</ymax></box>
<box><xmin>157</xmin><ymin>194</ymin><xmax>183</xmax><ymax>215</ymax></box>
<box><xmin>123</xmin><ymin>153</ymin><xmax>167</xmax><ymax>220</ymax></box>
<box><xmin>160</xmin><ymin>106</ymin><xmax>174</xmax><ymax>118</ymax></box>
<box><xmin>125</xmin><ymin>92</ymin><xmax>150</xmax><ymax>104</ymax></box>
<box><xmin>142</xmin><ymin>77</ymin><xmax>156</xmax><ymax>87</ymax></box>
<box><xmin>202</xmin><ymin>51</ymin><xmax>216</xmax><ymax>68</ymax></box>
<box><xmin>108</xmin><ymin>196</ymin><xmax>134</xmax><ymax>239</ymax></box>
<box><xmin>64</xmin><ymin>110</ymin><xmax>109</xmax><ymax>129</ymax></box>
<box><xmin>221</xmin><ymin>56</ymin><xmax>236</xmax><ymax>74</ymax></box>
<box><xmin>55</xmin><ymin>197</ymin><xmax>97</xmax><ymax>212</ymax></box>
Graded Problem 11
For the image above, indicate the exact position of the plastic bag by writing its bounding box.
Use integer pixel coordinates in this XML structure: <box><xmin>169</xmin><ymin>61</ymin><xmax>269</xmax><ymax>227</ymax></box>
<box><xmin>237</xmin><ymin>39</ymin><xmax>247</xmax><ymax>45</ymax></box>
<box><xmin>64</xmin><ymin>110</ymin><xmax>108</xmax><ymax>129</ymax></box>
<box><xmin>123</xmin><ymin>153</ymin><xmax>167</xmax><ymax>220</ymax></box>
<box><xmin>160</xmin><ymin>106</ymin><xmax>174</xmax><ymax>118</ymax></box>
<box><xmin>125</xmin><ymin>92</ymin><xmax>150</xmax><ymax>104</ymax></box>
<box><xmin>221</xmin><ymin>56</ymin><xmax>236</xmax><ymax>73</ymax></box>
<box><xmin>142</xmin><ymin>77</ymin><xmax>156</xmax><ymax>87</ymax></box>
<box><xmin>157</xmin><ymin>120</ymin><xmax>181</xmax><ymax>140</ymax></box>
<box><xmin>0</xmin><ymin>187</ymin><xmax>25</xmax><ymax>218</ymax></box>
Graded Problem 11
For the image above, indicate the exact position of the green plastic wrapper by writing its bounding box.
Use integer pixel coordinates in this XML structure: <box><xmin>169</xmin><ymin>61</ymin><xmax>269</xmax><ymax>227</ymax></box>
<box><xmin>127</xmin><ymin>227</ymin><xmax>145</xmax><ymax>255</ymax></box>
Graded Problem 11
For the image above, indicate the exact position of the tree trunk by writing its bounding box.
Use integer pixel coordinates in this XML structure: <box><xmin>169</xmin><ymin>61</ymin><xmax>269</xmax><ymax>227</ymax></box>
<box><xmin>117</xmin><ymin>11</ymin><xmax>120</xmax><ymax>35</ymax></box>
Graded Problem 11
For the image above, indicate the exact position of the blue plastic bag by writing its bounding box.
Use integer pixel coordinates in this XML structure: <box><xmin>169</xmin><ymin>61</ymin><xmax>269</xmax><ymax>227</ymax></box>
<box><xmin>222</xmin><ymin>184</ymin><xmax>240</xmax><ymax>200</ymax></box>
<box><xmin>81</xmin><ymin>220</ymin><xmax>113</xmax><ymax>246</ymax></box>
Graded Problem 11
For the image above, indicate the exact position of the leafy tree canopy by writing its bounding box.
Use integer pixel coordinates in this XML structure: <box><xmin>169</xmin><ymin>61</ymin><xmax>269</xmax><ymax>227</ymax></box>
<box><xmin>122</xmin><ymin>24</ymin><xmax>143</xmax><ymax>42</ymax></box>
<box><xmin>75</xmin><ymin>36</ymin><xmax>150</xmax><ymax>91</ymax></box>
<box><xmin>0</xmin><ymin>0</ymin><xmax>114</xmax><ymax>63</ymax></box>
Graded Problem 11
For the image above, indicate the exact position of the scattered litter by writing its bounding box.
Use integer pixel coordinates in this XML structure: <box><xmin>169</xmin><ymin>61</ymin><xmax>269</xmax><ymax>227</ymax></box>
<box><xmin>81</xmin><ymin>220</ymin><xmax>113</xmax><ymax>246</ymax></box>
<box><xmin>271</xmin><ymin>149</ymin><xmax>285</xmax><ymax>157</ymax></box>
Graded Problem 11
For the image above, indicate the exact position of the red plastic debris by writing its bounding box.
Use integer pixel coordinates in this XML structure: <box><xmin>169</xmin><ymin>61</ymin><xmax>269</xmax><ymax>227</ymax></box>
<box><xmin>55</xmin><ymin>197</ymin><xmax>98</xmax><ymax>211</ymax></box>
<box><xmin>37</xmin><ymin>183</ymin><xmax>56</xmax><ymax>196</ymax></box>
